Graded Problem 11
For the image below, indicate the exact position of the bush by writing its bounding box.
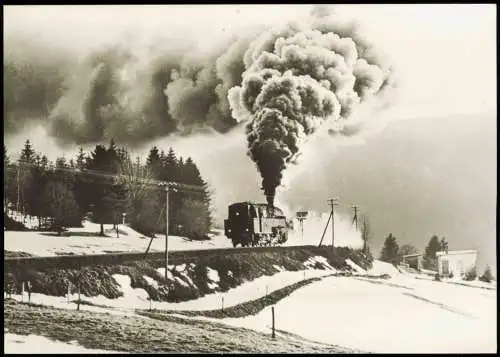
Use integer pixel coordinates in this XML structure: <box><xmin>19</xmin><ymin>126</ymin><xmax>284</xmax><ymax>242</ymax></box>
<box><xmin>3</xmin><ymin>214</ymin><xmax>29</xmax><ymax>231</ymax></box>
<box><xmin>479</xmin><ymin>266</ymin><xmax>493</xmax><ymax>283</ymax></box>
<box><xmin>463</xmin><ymin>267</ymin><xmax>477</xmax><ymax>281</ymax></box>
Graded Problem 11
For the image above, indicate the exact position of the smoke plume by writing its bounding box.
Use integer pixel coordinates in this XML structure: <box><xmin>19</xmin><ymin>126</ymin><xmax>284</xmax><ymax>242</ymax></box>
<box><xmin>229</xmin><ymin>10</ymin><xmax>392</xmax><ymax>206</ymax></box>
<box><xmin>4</xmin><ymin>8</ymin><xmax>392</xmax><ymax>206</ymax></box>
<box><xmin>4</xmin><ymin>33</ymin><xmax>254</xmax><ymax>147</ymax></box>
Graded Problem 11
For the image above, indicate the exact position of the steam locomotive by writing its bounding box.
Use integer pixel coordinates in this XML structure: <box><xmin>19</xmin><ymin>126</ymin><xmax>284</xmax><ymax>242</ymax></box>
<box><xmin>224</xmin><ymin>202</ymin><xmax>293</xmax><ymax>247</ymax></box>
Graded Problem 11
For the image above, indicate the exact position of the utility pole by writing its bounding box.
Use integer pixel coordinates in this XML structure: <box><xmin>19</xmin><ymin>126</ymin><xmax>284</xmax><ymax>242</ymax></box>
<box><xmin>165</xmin><ymin>186</ymin><xmax>169</xmax><ymax>285</ymax></box>
<box><xmin>327</xmin><ymin>198</ymin><xmax>339</xmax><ymax>249</ymax></box>
<box><xmin>351</xmin><ymin>205</ymin><xmax>358</xmax><ymax>230</ymax></box>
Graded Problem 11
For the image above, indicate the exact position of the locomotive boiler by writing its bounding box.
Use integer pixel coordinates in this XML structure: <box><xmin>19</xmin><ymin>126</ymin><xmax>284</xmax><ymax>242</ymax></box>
<box><xmin>224</xmin><ymin>202</ymin><xmax>292</xmax><ymax>247</ymax></box>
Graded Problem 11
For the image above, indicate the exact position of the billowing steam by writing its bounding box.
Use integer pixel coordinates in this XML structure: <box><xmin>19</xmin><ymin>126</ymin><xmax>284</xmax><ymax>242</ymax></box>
<box><xmin>229</xmin><ymin>11</ymin><xmax>392</xmax><ymax>206</ymax></box>
<box><xmin>287</xmin><ymin>211</ymin><xmax>363</xmax><ymax>249</ymax></box>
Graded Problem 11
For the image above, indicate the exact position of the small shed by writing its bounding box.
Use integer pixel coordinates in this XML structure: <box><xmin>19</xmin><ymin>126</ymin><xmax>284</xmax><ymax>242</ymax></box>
<box><xmin>402</xmin><ymin>254</ymin><xmax>422</xmax><ymax>271</ymax></box>
<box><xmin>436</xmin><ymin>250</ymin><xmax>478</xmax><ymax>277</ymax></box>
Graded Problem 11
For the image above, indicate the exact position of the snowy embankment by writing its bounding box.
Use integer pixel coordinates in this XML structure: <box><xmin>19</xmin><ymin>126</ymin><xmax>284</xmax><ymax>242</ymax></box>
<box><xmin>6</xmin><ymin>257</ymin><xmax>334</xmax><ymax>314</ymax></box>
<box><xmin>4</xmin><ymin>333</ymin><xmax>121</xmax><ymax>354</ymax></box>
<box><xmin>218</xmin><ymin>260</ymin><xmax>496</xmax><ymax>353</ymax></box>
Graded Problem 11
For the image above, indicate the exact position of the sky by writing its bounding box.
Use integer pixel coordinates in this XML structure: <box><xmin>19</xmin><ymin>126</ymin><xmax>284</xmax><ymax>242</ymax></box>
<box><xmin>3</xmin><ymin>5</ymin><xmax>497</xmax><ymax>272</ymax></box>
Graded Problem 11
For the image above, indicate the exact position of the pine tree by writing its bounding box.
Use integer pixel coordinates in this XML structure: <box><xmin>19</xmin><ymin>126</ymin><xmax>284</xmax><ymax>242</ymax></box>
<box><xmin>17</xmin><ymin>140</ymin><xmax>37</xmax><ymax>216</ymax></box>
<box><xmin>41</xmin><ymin>180</ymin><xmax>81</xmax><ymax>234</ymax></box>
<box><xmin>102</xmin><ymin>184</ymin><xmax>129</xmax><ymax>235</ymax></box>
<box><xmin>86</xmin><ymin>143</ymin><xmax>117</xmax><ymax>235</ymax></box>
<box><xmin>76</xmin><ymin>147</ymin><xmax>86</xmax><ymax>170</ymax></box>
<box><xmin>479</xmin><ymin>265</ymin><xmax>494</xmax><ymax>283</ymax></box>
<box><xmin>162</xmin><ymin>147</ymin><xmax>178</xmax><ymax>182</ymax></box>
<box><xmin>19</xmin><ymin>140</ymin><xmax>35</xmax><ymax>165</ymax></box>
<box><xmin>380</xmin><ymin>233</ymin><xmax>401</xmax><ymax>266</ymax></box>
<box><xmin>29</xmin><ymin>160</ymin><xmax>51</xmax><ymax>229</ymax></box>
<box><xmin>175</xmin><ymin>197</ymin><xmax>210</xmax><ymax>240</ymax></box>
<box><xmin>423</xmin><ymin>235</ymin><xmax>442</xmax><ymax>271</ymax></box>
<box><xmin>146</xmin><ymin>146</ymin><xmax>162</xmax><ymax>180</ymax></box>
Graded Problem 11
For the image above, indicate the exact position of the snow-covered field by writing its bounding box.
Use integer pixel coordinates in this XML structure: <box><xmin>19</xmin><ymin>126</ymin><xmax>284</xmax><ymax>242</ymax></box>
<box><xmin>219</xmin><ymin>260</ymin><xmax>497</xmax><ymax>353</ymax></box>
<box><xmin>4</xmin><ymin>259</ymin><xmax>496</xmax><ymax>353</ymax></box>
<box><xmin>4</xmin><ymin>333</ymin><xmax>120</xmax><ymax>354</ymax></box>
<box><xmin>4</xmin><ymin>211</ymin><xmax>363</xmax><ymax>257</ymax></box>
<box><xmin>4</xmin><ymin>220</ymin><xmax>232</xmax><ymax>256</ymax></box>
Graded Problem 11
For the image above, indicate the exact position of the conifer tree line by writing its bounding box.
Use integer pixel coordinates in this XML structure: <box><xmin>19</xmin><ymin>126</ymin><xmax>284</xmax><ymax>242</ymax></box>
<box><xmin>3</xmin><ymin>140</ymin><xmax>213</xmax><ymax>239</ymax></box>
<box><xmin>379</xmin><ymin>233</ymin><xmax>449</xmax><ymax>269</ymax></box>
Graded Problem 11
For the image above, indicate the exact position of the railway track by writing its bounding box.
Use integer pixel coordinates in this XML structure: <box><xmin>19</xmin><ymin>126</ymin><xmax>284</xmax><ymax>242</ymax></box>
<box><xmin>4</xmin><ymin>245</ymin><xmax>329</xmax><ymax>271</ymax></box>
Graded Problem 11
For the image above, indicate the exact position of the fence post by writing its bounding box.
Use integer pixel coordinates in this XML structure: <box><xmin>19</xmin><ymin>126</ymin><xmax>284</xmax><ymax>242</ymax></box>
<box><xmin>221</xmin><ymin>297</ymin><xmax>224</xmax><ymax>313</ymax></box>
<box><xmin>77</xmin><ymin>282</ymin><xmax>81</xmax><ymax>311</ymax></box>
<box><xmin>21</xmin><ymin>281</ymin><xmax>25</xmax><ymax>303</ymax></box>
<box><xmin>272</xmin><ymin>306</ymin><xmax>276</xmax><ymax>338</ymax></box>
<box><xmin>67</xmin><ymin>283</ymin><xmax>71</xmax><ymax>303</ymax></box>
<box><xmin>303</xmin><ymin>270</ymin><xmax>306</xmax><ymax>281</ymax></box>
<box><xmin>266</xmin><ymin>285</ymin><xmax>268</xmax><ymax>297</ymax></box>
<box><xmin>27</xmin><ymin>281</ymin><xmax>31</xmax><ymax>303</ymax></box>
<box><xmin>149</xmin><ymin>297</ymin><xmax>152</xmax><ymax>312</ymax></box>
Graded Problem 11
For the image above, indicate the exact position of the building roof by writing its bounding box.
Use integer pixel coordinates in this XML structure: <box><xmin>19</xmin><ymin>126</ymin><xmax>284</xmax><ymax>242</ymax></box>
<box><xmin>403</xmin><ymin>253</ymin><xmax>422</xmax><ymax>258</ymax></box>
<box><xmin>436</xmin><ymin>250</ymin><xmax>477</xmax><ymax>256</ymax></box>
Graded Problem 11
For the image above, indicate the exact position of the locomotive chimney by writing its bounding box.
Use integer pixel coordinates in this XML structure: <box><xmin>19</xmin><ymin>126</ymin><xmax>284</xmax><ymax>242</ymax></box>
<box><xmin>266</xmin><ymin>193</ymin><xmax>275</xmax><ymax>208</ymax></box>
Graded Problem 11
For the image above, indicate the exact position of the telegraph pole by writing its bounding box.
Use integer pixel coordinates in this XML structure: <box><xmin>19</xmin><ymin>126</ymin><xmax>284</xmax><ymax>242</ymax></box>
<box><xmin>165</xmin><ymin>185</ymin><xmax>170</xmax><ymax>285</ymax></box>
<box><xmin>327</xmin><ymin>198</ymin><xmax>339</xmax><ymax>249</ymax></box>
<box><xmin>351</xmin><ymin>205</ymin><xmax>359</xmax><ymax>230</ymax></box>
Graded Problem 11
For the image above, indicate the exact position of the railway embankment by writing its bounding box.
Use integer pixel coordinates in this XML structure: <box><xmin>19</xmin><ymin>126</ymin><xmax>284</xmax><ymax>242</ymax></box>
<box><xmin>4</xmin><ymin>246</ymin><xmax>373</xmax><ymax>303</ymax></box>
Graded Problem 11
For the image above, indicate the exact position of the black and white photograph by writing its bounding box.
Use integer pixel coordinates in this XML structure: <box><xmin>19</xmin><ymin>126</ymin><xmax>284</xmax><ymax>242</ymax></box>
<box><xmin>3</xmin><ymin>4</ymin><xmax>496</xmax><ymax>353</ymax></box>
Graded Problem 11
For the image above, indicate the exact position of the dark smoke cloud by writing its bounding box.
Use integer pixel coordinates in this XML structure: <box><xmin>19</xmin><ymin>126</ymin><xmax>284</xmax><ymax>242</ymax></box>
<box><xmin>229</xmin><ymin>10</ymin><xmax>392</xmax><ymax>205</ymax></box>
<box><xmin>4</xmin><ymin>36</ymin><xmax>75</xmax><ymax>135</ymax></box>
<box><xmin>4</xmin><ymin>32</ymin><xmax>255</xmax><ymax>147</ymax></box>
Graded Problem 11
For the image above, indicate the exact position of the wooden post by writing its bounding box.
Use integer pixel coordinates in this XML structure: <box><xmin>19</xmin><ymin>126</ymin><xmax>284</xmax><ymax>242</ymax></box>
<box><xmin>271</xmin><ymin>306</ymin><xmax>276</xmax><ymax>338</ymax></box>
<box><xmin>149</xmin><ymin>297</ymin><xmax>152</xmax><ymax>311</ymax></box>
<box><xmin>77</xmin><ymin>282</ymin><xmax>81</xmax><ymax>311</ymax></box>
<box><xmin>221</xmin><ymin>296</ymin><xmax>224</xmax><ymax>312</ymax></box>
<box><xmin>303</xmin><ymin>270</ymin><xmax>306</xmax><ymax>281</ymax></box>
<box><xmin>21</xmin><ymin>281</ymin><xmax>24</xmax><ymax>302</ymax></box>
<box><xmin>27</xmin><ymin>281</ymin><xmax>31</xmax><ymax>303</ymax></box>
<box><xmin>67</xmin><ymin>283</ymin><xmax>71</xmax><ymax>303</ymax></box>
<box><xmin>265</xmin><ymin>285</ymin><xmax>268</xmax><ymax>297</ymax></box>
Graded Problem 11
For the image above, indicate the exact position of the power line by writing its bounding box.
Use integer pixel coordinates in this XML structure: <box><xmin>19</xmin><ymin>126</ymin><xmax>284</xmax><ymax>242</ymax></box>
<box><xmin>5</xmin><ymin>163</ymin><xmax>205</xmax><ymax>194</ymax></box>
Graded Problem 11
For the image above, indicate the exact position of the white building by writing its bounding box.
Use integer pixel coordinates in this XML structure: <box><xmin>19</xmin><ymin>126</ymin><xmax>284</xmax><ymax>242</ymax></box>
<box><xmin>436</xmin><ymin>250</ymin><xmax>478</xmax><ymax>277</ymax></box>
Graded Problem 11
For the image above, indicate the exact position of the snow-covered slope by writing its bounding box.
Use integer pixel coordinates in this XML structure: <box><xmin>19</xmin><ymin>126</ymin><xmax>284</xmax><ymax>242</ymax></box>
<box><xmin>219</xmin><ymin>261</ymin><xmax>497</xmax><ymax>353</ymax></box>
<box><xmin>4</xmin><ymin>219</ymin><xmax>231</xmax><ymax>256</ymax></box>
